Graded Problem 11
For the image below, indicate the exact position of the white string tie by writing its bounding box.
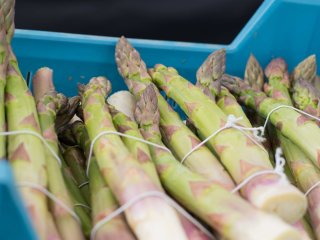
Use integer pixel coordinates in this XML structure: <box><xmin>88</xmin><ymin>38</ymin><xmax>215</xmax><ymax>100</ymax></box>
<box><xmin>0</xmin><ymin>130</ymin><xmax>62</xmax><ymax>166</ymax></box>
<box><xmin>74</xmin><ymin>203</ymin><xmax>92</xmax><ymax>210</ymax></box>
<box><xmin>90</xmin><ymin>190</ymin><xmax>215</xmax><ymax>240</ymax></box>
<box><xmin>17</xmin><ymin>181</ymin><xmax>80</xmax><ymax>224</ymax></box>
<box><xmin>180</xmin><ymin>114</ymin><xmax>266</xmax><ymax>164</ymax></box>
<box><xmin>259</xmin><ymin>105</ymin><xmax>320</xmax><ymax>137</ymax></box>
<box><xmin>232</xmin><ymin>148</ymin><xmax>288</xmax><ymax>193</ymax></box>
<box><xmin>78</xmin><ymin>181</ymin><xmax>89</xmax><ymax>189</ymax></box>
<box><xmin>305</xmin><ymin>182</ymin><xmax>320</xmax><ymax>196</ymax></box>
<box><xmin>86</xmin><ymin>130</ymin><xmax>171</xmax><ymax>176</ymax></box>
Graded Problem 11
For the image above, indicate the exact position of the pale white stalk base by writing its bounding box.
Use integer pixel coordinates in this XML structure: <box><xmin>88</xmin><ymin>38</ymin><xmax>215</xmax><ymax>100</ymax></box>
<box><xmin>229</xmin><ymin>212</ymin><xmax>302</xmax><ymax>240</ymax></box>
<box><xmin>126</xmin><ymin>198</ymin><xmax>188</xmax><ymax>240</ymax></box>
<box><xmin>250</xmin><ymin>182</ymin><xmax>307</xmax><ymax>224</ymax></box>
<box><xmin>107</xmin><ymin>91</ymin><xmax>136</xmax><ymax>120</ymax></box>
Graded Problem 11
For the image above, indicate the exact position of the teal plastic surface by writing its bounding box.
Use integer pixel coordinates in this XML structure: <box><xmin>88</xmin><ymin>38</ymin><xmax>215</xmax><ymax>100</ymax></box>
<box><xmin>2</xmin><ymin>0</ymin><xmax>320</xmax><ymax>238</ymax></box>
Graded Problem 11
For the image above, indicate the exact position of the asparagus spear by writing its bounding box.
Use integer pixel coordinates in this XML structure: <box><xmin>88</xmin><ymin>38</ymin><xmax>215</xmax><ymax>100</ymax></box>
<box><xmin>280</xmin><ymin>134</ymin><xmax>320</xmax><ymax>239</ymax></box>
<box><xmin>134</xmin><ymin>85</ymin><xmax>302</xmax><ymax>240</ymax></box>
<box><xmin>71</xmin><ymin>119</ymin><xmax>139</xmax><ymax>240</ymax></box>
<box><xmin>60</xmin><ymin>158</ymin><xmax>92</xmax><ymax>237</ymax></box>
<box><xmin>63</xmin><ymin>146</ymin><xmax>90</xmax><ymax>204</ymax></box>
<box><xmin>36</xmin><ymin>91</ymin><xmax>85</xmax><ymax>240</ymax></box>
<box><xmin>4</xmin><ymin>23</ymin><xmax>50</xmax><ymax>240</ymax></box>
<box><xmin>115</xmin><ymin>36</ymin><xmax>235</xmax><ymax>189</ymax></box>
<box><xmin>79</xmin><ymin>76</ymin><xmax>188</xmax><ymax>240</ymax></box>
<box><xmin>0</xmin><ymin>5</ymin><xmax>8</xmax><ymax>160</ymax></box>
<box><xmin>1</xmin><ymin>0</ymin><xmax>15</xmax><ymax>42</ymax></box>
<box><xmin>32</xmin><ymin>67</ymin><xmax>92</xmax><ymax>236</ymax></box>
<box><xmin>108</xmin><ymin>104</ymin><xmax>162</xmax><ymax>188</ymax></box>
<box><xmin>220</xmin><ymin>74</ymin><xmax>320</xmax><ymax>169</ymax></box>
<box><xmin>253</xmin><ymin>57</ymin><xmax>315</xmax><ymax>240</ymax></box>
<box><xmin>90</xmin><ymin>157</ymin><xmax>136</xmax><ymax>240</ymax></box>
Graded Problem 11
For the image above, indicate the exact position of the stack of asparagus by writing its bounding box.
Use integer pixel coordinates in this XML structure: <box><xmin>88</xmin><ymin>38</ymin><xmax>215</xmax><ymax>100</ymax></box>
<box><xmin>3</xmin><ymin>1</ymin><xmax>320</xmax><ymax>239</ymax></box>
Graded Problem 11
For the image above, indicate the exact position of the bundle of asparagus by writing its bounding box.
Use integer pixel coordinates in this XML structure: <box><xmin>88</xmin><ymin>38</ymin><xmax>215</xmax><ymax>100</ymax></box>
<box><xmin>4</xmin><ymin>0</ymin><xmax>320</xmax><ymax>238</ymax></box>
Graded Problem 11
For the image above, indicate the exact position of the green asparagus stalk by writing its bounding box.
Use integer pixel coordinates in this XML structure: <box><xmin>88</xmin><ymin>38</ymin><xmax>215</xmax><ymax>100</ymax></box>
<box><xmin>115</xmin><ymin>36</ymin><xmax>235</xmax><ymax>189</ymax></box>
<box><xmin>32</xmin><ymin>68</ymin><xmax>92</xmax><ymax>236</ymax></box>
<box><xmin>90</xmin><ymin>157</ymin><xmax>136</xmax><ymax>240</ymax></box>
<box><xmin>36</xmin><ymin>91</ymin><xmax>85</xmax><ymax>240</ymax></box>
<box><xmin>63</xmin><ymin>146</ymin><xmax>90</xmax><ymax>204</ymax></box>
<box><xmin>71</xmin><ymin>120</ymin><xmax>137</xmax><ymax>240</ymax></box>
<box><xmin>79</xmin><ymin>76</ymin><xmax>188</xmax><ymax>240</ymax></box>
<box><xmin>151</xmin><ymin>63</ymin><xmax>307</xmax><ymax>223</ymax></box>
<box><xmin>0</xmin><ymin>6</ymin><xmax>8</xmax><ymax>160</ymax></box>
<box><xmin>134</xmin><ymin>85</ymin><xmax>302</xmax><ymax>240</ymax></box>
<box><xmin>108</xmin><ymin>104</ymin><xmax>162</xmax><ymax>188</ymax></box>
<box><xmin>220</xmin><ymin>74</ymin><xmax>320</xmax><ymax>169</ymax></box>
<box><xmin>252</xmin><ymin>57</ymin><xmax>314</xmax><ymax>239</ymax></box>
<box><xmin>279</xmin><ymin>134</ymin><xmax>320</xmax><ymax>239</ymax></box>
<box><xmin>60</xmin><ymin>159</ymin><xmax>92</xmax><ymax>237</ymax></box>
<box><xmin>5</xmin><ymin>26</ymin><xmax>49</xmax><ymax>240</ymax></box>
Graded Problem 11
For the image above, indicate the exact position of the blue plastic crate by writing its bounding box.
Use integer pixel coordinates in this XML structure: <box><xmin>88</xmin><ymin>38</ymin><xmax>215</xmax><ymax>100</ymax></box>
<box><xmin>2</xmin><ymin>0</ymin><xmax>320</xmax><ymax>238</ymax></box>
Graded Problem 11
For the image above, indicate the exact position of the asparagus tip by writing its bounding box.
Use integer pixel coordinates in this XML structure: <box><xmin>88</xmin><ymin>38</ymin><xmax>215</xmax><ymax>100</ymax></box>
<box><xmin>135</xmin><ymin>84</ymin><xmax>159</xmax><ymax>126</ymax></box>
<box><xmin>244</xmin><ymin>53</ymin><xmax>264</xmax><ymax>90</ymax></box>
<box><xmin>265</xmin><ymin>58</ymin><xmax>288</xmax><ymax>79</ymax></box>
<box><xmin>196</xmin><ymin>48</ymin><xmax>226</xmax><ymax>86</ymax></box>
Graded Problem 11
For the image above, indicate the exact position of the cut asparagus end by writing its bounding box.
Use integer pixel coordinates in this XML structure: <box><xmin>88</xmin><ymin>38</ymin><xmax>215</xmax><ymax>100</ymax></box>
<box><xmin>107</xmin><ymin>90</ymin><xmax>136</xmax><ymax>120</ymax></box>
<box><xmin>244</xmin><ymin>54</ymin><xmax>264</xmax><ymax>90</ymax></box>
<box><xmin>249</xmin><ymin>181</ymin><xmax>307</xmax><ymax>223</ymax></box>
<box><xmin>292</xmin><ymin>54</ymin><xmax>317</xmax><ymax>83</ymax></box>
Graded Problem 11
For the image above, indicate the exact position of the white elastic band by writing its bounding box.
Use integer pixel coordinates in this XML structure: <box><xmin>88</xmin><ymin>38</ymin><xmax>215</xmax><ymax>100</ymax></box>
<box><xmin>304</xmin><ymin>182</ymin><xmax>320</xmax><ymax>196</ymax></box>
<box><xmin>261</xmin><ymin>105</ymin><xmax>320</xmax><ymax>136</ymax></box>
<box><xmin>74</xmin><ymin>203</ymin><xmax>92</xmax><ymax>210</ymax></box>
<box><xmin>231</xmin><ymin>148</ymin><xmax>287</xmax><ymax>193</ymax></box>
<box><xmin>181</xmin><ymin>115</ymin><xmax>266</xmax><ymax>164</ymax></box>
<box><xmin>78</xmin><ymin>181</ymin><xmax>89</xmax><ymax>189</ymax></box>
<box><xmin>17</xmin><ymin>181</ymin><xmax>80</xmax><ymax>223</ymax></box>
<box><xmin>86</xmin><ymin>130</ymin><xmax>171</xmax><ymax>176</ymax></box>
<box><xmin>0</xmin><ymin>130</ymin><xmax>62</xmax><ymax>166</ymax></box>
<box><xmin>90</xmin><ymin>190</ymin><xmax>215</xmax><ymax>240</ymax></box>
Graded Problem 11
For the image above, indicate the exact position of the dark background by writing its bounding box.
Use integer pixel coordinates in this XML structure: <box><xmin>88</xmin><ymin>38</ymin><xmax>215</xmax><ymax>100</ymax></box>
<box><xmin>15</xmin><ymin>0</ymin><xmax>263</xmax><ymax>44</ymax></box>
